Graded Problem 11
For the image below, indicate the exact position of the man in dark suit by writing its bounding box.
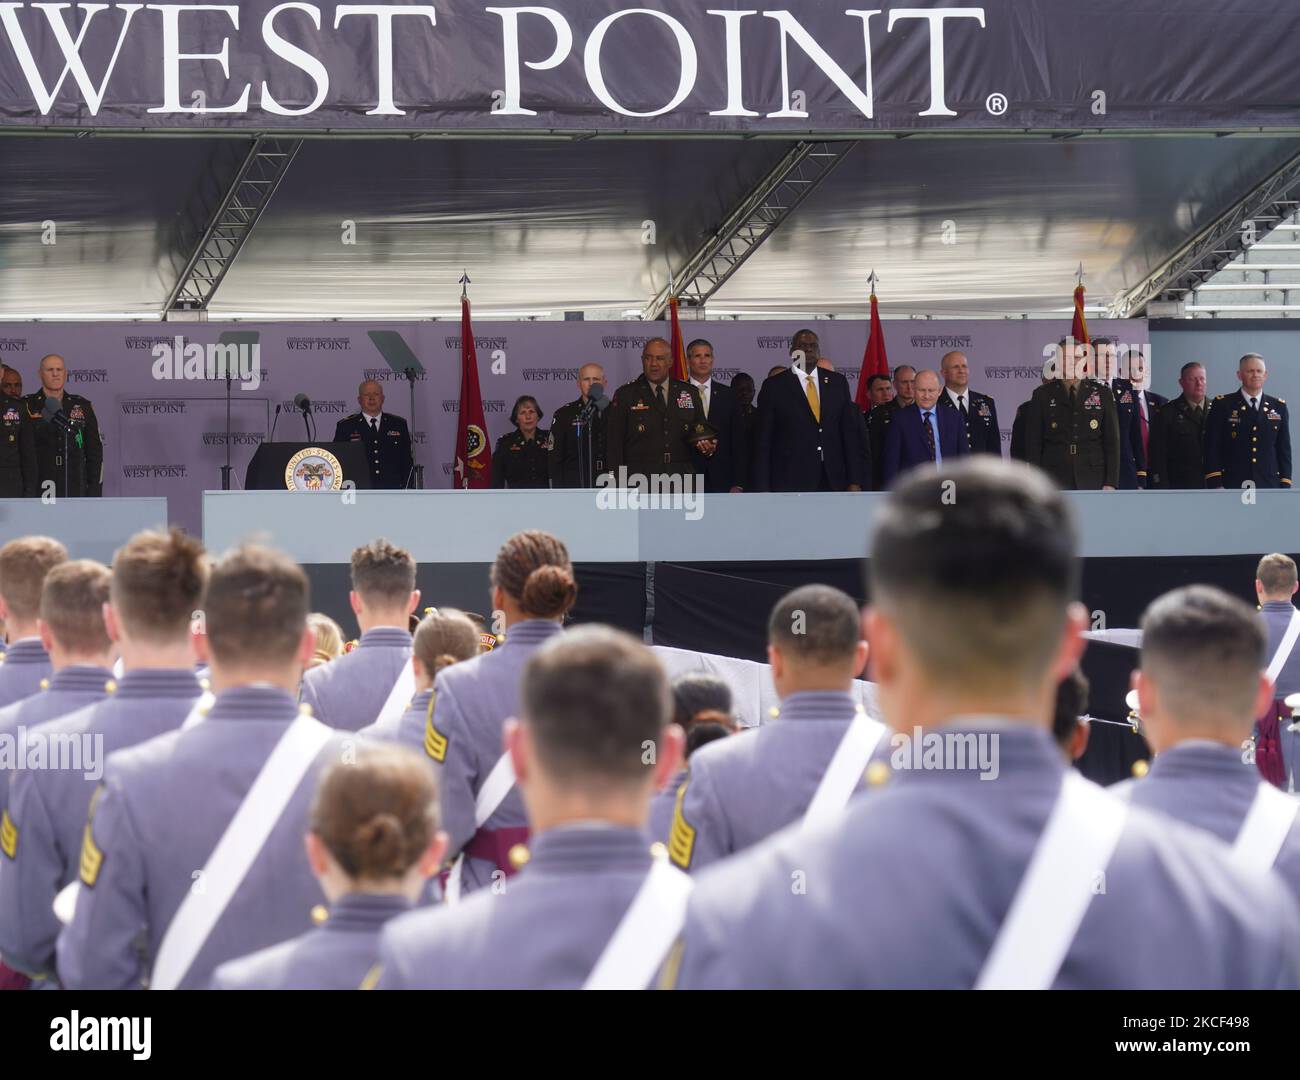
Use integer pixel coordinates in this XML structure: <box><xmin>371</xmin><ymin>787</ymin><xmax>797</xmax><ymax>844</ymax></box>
<box><xmin>605</xmin><ymin>337</ymin><xmax>715</xmax><ymax>483</ymax></box>
<box><xmin>1094</xmin><ymin>338</ymin><xmax>1146</xmax><ymax>489</ymax></box>
<box><xmin>937</xmin><ymin>350</ymin><xmax>1001</xmax><ymax>455</ymax></box>
<box><xmin>1149</xmin><ymin>362</ymin><xmax>1208</xmax><ymax>489</ymax></box>
<box><xmin>1131</xmin><ymin>352</ymin><xmax>1168</xmax><ymax>482</ymax></box>
<box><xmin>686</xmin><ymin>339</ymin><xmax>747</xmax><ymax>492</ymax></box>
<box><xmin>882</xmin><ymin>370</ymin><xmax>968</xmax><ymax>486</ymax></box>
<box><xmin>333</xmin><ymin>379</ymin><xmax>413</xmax><ymax>489</ymax></box>
<box><xmin>751</xmin><ymin>329</ymin><xmax>866</xmax><ymax>492</ymax></box>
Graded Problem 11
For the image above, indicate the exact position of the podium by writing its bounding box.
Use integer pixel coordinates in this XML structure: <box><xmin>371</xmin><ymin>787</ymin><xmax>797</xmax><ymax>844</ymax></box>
<box><xmin>245</xmin><ymin>442</ymin><xmax>372</xmax><ymax>491</ymax></box>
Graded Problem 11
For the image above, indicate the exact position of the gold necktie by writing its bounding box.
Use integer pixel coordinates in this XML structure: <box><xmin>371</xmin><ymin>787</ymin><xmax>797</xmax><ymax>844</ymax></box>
<box><xmin>805</xmin><ymin>375</ymin><xmax>820</xmax><ymax>422</ymax></box>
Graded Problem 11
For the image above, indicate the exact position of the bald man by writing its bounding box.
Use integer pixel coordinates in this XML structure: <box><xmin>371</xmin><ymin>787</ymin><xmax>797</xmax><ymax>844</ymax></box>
<box><xmin>24</xmin><ymin>355</ymin><xmax>102</xmax><ymax>498</ymax></box>
<box><xmin>938</xmin><ymin>351</ymin><xmax>1001</xmax><ymax>455</ymax></box>
<box><xmin>550</xmin><ymin>363</ymin><xmax>609</xmax><ymax>487</ymax></box>
<box><xmin>333</xmin><ymin>379</ymin><xmax>414</xmax><ymax>489</ymax></box>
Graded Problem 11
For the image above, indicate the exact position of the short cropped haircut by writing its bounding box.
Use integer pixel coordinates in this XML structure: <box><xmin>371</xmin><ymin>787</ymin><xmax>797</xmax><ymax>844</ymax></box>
<box><xmin>869</xmin><ymin>459</ymin><xmax>1078</xmax><ymax>691</ymax></box>
<box><xmin>521</xmin><ymin>625</ymin><xmax>671</xmax><ymax>787</ymax></box>
<box><xmin>40</xmin><ymin>559</ymin><xmax>112</xmax><ymax>655</ymax></box>
<box><xmin>110</xmin><ymin>528</ymin><xmax>207</xmax><ymax>644</ymax></box>
<box><xmin>867</xmin><ymin>374</ymin><xmax>892</xmax><ymax>390</ymax></box>
<box><xmin>685</xmin><ymin>339</ymin><xmax>714</xmax><ymax>355</ymax></box>
<box><xmin>768</xmin><ymin>585</ymin><xmax>861</xmax><ymax>666</ymax></box>
<box><xmin>1141</xmin><ymin>585</ymin><xmax>1266</xmax><ymax>725</ymax></box>
<box><xmin>671</xmin><ymin>672</ymin><xmax>733</xmax><ymax>730</ymax></box>
<box><xmin>1257</xmin><ymin>553</ymin><xmax>1298</xmax><ymax>597</ymax></box>
<box><xmin>0</xmin><ymin>537</ymin><xmax>67</xmax><ymax>623</ymax></box>
<box><xmin>204</xmin><ymin>544</ymin><xmax>310</xmax><ymax>667</ymax></box>
<box><xmin>350</xmin><ymin>539</ymin><xmax>416</xmax><ymax>606</ymax></box>
<box><xmin>1179</xmin><ymin>361</ymin><xmax>1205</xmax><ymax>378</ymax></box>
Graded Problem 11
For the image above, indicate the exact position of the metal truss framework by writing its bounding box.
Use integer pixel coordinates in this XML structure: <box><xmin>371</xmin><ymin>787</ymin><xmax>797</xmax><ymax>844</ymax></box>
<box><xmin>165</xmin><ymin>136</ymin><xmax>302</xmax><ymax>312</ymax></box>
<box><xmin>1106</xmin><ymin>148</ymin><xmax>1300</xmax><ymax>319</ymax></box>
<box><xmin>643</xmin><ymin>140</ymin><xmax>856</xmax><ymax>321</ymax></box>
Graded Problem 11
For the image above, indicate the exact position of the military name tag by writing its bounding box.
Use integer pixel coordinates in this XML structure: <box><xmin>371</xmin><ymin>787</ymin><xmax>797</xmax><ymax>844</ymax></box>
<box><xmin>285</xmin><ymin>447</ymin><xmax>344</xmax><ymax>491</ymax></box>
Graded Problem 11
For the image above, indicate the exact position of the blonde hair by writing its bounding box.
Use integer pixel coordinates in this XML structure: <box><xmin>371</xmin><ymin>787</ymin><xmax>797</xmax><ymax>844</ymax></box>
<box><xmin>308</xmin><ymin>613</ymin><xmax>345</xmax><ymax>668</ymax></box>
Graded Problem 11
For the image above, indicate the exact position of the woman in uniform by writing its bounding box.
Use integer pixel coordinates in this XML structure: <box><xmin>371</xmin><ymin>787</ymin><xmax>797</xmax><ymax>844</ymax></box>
<box><xmin>209</xmin><ymin>744</ymin><xmax>445</xmax><ymax>989</ymax></box>
<box><xmin>492</xmin><ymin>395</ymin><xmax>551</xmax><ymax>488</ymax></box>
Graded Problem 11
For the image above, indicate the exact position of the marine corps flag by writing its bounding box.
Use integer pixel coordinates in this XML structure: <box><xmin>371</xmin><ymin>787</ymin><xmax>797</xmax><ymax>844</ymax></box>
<box><xmin>855</xmin><ymin>282</ymin><xmax>889</xmax><ymax>411</ymax></box>
<box><xmin>668</xmin><ymin>295</ymin><xmax>689</xmax><ymax>382</ymax></box>
<box><xmin>454</xmin><ymin>281</ymin><xmax>491</xmax><ymax>489</ymax></box>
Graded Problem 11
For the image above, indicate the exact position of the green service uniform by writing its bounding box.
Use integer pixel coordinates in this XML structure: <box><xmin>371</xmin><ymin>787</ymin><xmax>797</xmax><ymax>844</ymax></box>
<box><xmin>1023</xmin><ymin>378</ymin><xmax>1120</xmax><ymax>490</ymax></box>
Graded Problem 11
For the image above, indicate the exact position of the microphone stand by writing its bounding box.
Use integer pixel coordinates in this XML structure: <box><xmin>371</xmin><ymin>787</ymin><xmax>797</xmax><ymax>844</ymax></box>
<box><xmin>301</xmin><ymin>406</ymin><xmax>311</xmax><ymax>441</ymax></box>
<box><xmin>577</xmin><ymin>397</ymin><xmax>596</xmax><ymax>488</ymax></box>
<box><xmin>405</xmin><ymin>367</ymin><xmax>423</xmax><ymax>490</ymax></box>
<box><xmin>220</xmin><ymin>369</ymin><xmax>233</xmax><ymax>491</ymax></box>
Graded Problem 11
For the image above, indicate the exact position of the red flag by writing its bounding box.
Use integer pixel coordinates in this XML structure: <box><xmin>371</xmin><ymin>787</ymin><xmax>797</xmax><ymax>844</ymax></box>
<box><xmin>454</xmin><ymin>295</ymin><xmax>491</xmax><ymax>489</ymax></box>
<box><xmin>668</xmin><ymin>296</ymin><xmax>689</xmax><ymax>382</ymax></box>
<box><xmin>1070</xmin><ymin>283</ymin><xmax>1089</xmax><ymax>346</ymax></box>
<box><xmin>855</xmin><ymin>291</ymin><xmax>889</xmax><ymax>411</ymax></box>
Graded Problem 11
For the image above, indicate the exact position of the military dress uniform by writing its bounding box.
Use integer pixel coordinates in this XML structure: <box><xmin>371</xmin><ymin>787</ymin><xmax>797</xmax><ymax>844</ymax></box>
<box><xmin>938</xmin><ymin>388</ymin><xmax>1001</xmax><ymax>455</ymax></box>
<box><xmin>0</xmin><ymin>638</ymin><xmax>51</xmax><ymax>711</ymax></box>
<box><xmin>604</xmin><ymin>375</ymin><xmax>708</xmax><ymax>481</ymax></box>
<box><xmin>491</xmin><ymin>429</ymin><xmax>552</xmax><ymax>489</ymax></box>
<box><xmin>375</xmin><ymin>824</ymin><xmax>661</xmax><ymax>989</ymax></box>
<box><xmin>668</xmin><ymin>691</ymin><xmax>875</xmax><ymax>872</ymax></box>
<box><xmin>298</xmin><ymin>626</ymin><xmax>411</xmax><ymax>732</ymax></box>
<box><xmin>866</xmin><ymin>402</ymin><xmax>898</xmax><ymax>490</ymax></box>
<box><xmin>333</xmin><ymin>412</ymin><xmax>413</xmax><ymax>490</ymax></box>
<box><xmin>647</xmin><ymin>767</ymin><xmax>688</xmax><ymax>846</ymax></box>
<box><xmin>24</xmin><ymin>390</ymin><xmax>102</xmax><ymax>498</ymax></box>
<box><xmin>549</xmin><ymin>398</ymin><xmax>607</xmax><ymax>487</ymax></box>
<box><xmin>210</xmin><ymin>893</ymin><xmax>412</xmax><ymax>990</ymax></box>
<box><xmin>0</xmin><ymin>398</ymin><xmax>36</xmax><ymax>497</ymax></box>
<box><xmin>1203</xmin><ymin>389</ymin><xmax>1291</xmax><ymax>489</ymax></box>
<box><xmin>356</xmin><ymin>684</ymin><xmax>432</xmax><ymax>759</ymax></box>
<box><xmin>1023</xmin><ymin>379</ymin><xmax>1121</xmax><ymax>490</ymax></box>
<box><xmin>1121</xmin><ymin>741</ymin><xmax>1300</xmax><ymax>903</ymax></box>
<box><xmin>672</xmin><ymin>723</ymin><xmax>1300</xmax><ymax>989</ymax></box>
<box><xmin>57</xmin><ymin>685</ymin><xmax>345</xmax><ymax>990</ymax></box>
<box><xmin>0</xmin><ymin>667</ymin><xmax>199</xmax><ymax>981</ymax></box>
<box><xmin>432</xmin><ymin>619</ymin><xmax>563</xmax><ymax>896</ymax></box>
<box><xmin>1107</xmin><ymin>378</ymin><xmax>1148</xmax><ymax>488</ymax></box>
<box><xmin>1147</xmin><ymin>394</ymin><xmax>1208</xmax><ymax>488</ymax></box>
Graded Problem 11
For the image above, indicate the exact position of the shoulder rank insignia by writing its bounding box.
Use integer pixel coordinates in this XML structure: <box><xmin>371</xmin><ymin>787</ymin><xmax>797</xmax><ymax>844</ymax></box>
<box><xmin>0</xmin><ymin>808</ymin><xmax>17</xmax><ymax>860</ymax></box>
<box><xmin>423</xmin><ymin>697</ymin><xmax>448</xmax><ymax>763</ymax></box>
<box><xmin>78</xmin><ymin>787</ymin><xmax>105</xmax><ymax>887</ymax></box>
<box><xmin>667</xmin><ymin>781</ymin><xmax>696</xmax><ymax>869</ymax></box>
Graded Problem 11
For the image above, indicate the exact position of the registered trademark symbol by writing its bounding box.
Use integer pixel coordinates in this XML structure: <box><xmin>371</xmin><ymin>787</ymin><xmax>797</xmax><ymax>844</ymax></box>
<box><xmin>985</xmin><ymin>92</ymin><xmax>1008</xmax><ymax>115</ymax></box>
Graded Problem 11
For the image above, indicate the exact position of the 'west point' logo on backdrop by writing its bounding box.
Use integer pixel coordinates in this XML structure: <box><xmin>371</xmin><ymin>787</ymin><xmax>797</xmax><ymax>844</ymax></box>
<box><xmin>286</xmin><ymin>337</ymin><xmax>352</xmax><ymax>351</ymax></box>
<box><xmin>120</xmin><ymin>400</ymin><xmax>187</xmax><ymax>415</ymax></box>
<box><xmin>122</xmin><ymin>464</ymin><xmax>187</xmax><ymax>478</ymax></box>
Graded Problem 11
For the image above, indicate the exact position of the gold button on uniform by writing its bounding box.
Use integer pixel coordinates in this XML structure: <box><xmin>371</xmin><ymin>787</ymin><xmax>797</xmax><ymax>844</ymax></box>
<box><xmin>104</xmin><ymin>679</ymin><xmax>118</xmax><ymax>694</ymax></box>
<box><xmin>508</xmin><ymin>843</ymin><xmax>531</xmax><ymax>870</ymax></box>
<box><xmin>311</xmin><ymin>904</ymin><xmax>329</xmax><ymax>925</ymax></box>
<box><xmin>39</xmin><ymin>678</ymin><xmax>49</xmax><ymax>690</ymax></box>
<box><xmin>865</xmin><ymin>760</ymin><xmax>892</xmax><ymax>787</ymax></box>
<box><xmin>1132</xmin><ymin>759</ymin><xmax>1149</xmax><ymax>779</ymax></box>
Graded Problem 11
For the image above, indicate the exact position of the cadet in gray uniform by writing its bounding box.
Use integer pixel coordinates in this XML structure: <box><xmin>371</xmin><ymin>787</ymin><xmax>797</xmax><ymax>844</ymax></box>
<box><xmin>1121</xmin><ymin>585</ymin><xmax>1300</xmax><ymax>901</ymax></box>
<box><xmin>0</xmin><ymin>529</ymin><xmax>208</xmax><ymax>982</ymax></box>
<box><xmin>668</xmin><ymin>585</ymin><xmax>873</xmax><ymax>872</ymax></box>
<box><xmin>0</xmin><ymin>536</ymin><xmax>67</xmax><ymax>709</ymax></box>
<box><xmin>211</xmin><ymin>744</ymin><xmax>444</xmax><ymax>989</ymax></box>
<box><xmin>58</xmin><ymin>544</ymin><xmax>349</xmax><ymax>990</ymax></box>
<box><xmin>1255</xmin><ymin>554</ymin><xmax>1300</xmax><ymax>787</ymax></box>
<box><xmin>671</xmin><ymin>459</ymin><xmax>1300</xmax><ymax>990</ymax></box>
<box><xmin>431</xmin><ymin>530</ymin><xmax>576</xmax><ymax>897</ymax></box>
<box><xmin>0</xmin><ymin>561</ymin><xmax>114</xmax><ymax>817</ymax></box>
<box><xmin>359</xmin><ymin>608</ymin><xmax>478</xmax><ymax>756</ymax></box>
<box><xmin>298</xmin><ymin>539</ymin><xmax>419</xmax><ymax>731</ymax></box>
<box><xmin>375</xmin><ymin>625</ymin><xmax>685</xmax><ymax>989</ymax></box>
<box><xmin>647</xmin><ymin>673</ymin><xmax>735</xmax><ymax>847</ymax></box>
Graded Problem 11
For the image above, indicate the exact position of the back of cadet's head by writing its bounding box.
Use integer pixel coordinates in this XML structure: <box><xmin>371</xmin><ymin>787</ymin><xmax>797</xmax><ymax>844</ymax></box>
<box><xmin>1257</xmin><ymin>552</ymin><xmax>1298</xmax><ymax>598</ymax></box>
<box><xmin>521</xmin><ymin>625</ymin><xmax>670</xmax><ymax>788</ymax></box>
<box><xmin>204</xmin><ymin>544</ymin><xmax>309</xmax><ymax>668</ymax></box>
<box><xmin>350</xmin><ymin>538</ymin><xmax>416</xmax><ymax>608</ymax></box>
<box><xmin>0</xmin><ymin>535</ymin><xmax>67</xmax><ymax>623</ymax></box>
<box><xmin>310</xmin><ymin>744</ymin><xmax>438</xmax><ymax>883</ymax></box>
<box><xmin>110</xmin><ymin>528</ymin><xmax>207</xmax><ymax>644</ymax></box>
<box><xmin>768</xmin><ymin>584</ymin><xmax>861</xmax><ymax>669</ymax></box>
<box><xmin>412</xmin><ymin>608</ymin><xmax>479</xmax><ymax>676</ymax></box>
<box><xmin>869</xmin><ymin>458</ymin><xmax>1078</xmax><ymax>692</ymax></box>
<box><xmin>40</xmin><ymin>559</ymin><xmax>112</xmax><ymax>656</ymax></box>
<box><xmin>491</xmin><ymin>530</ymin><xmax>577</xmax><ymax>620</ymax></box>
<box><xmin>1141</xmin><ymin>585</ymin><xmax>1265</xmax><ymax>728</ymax></box>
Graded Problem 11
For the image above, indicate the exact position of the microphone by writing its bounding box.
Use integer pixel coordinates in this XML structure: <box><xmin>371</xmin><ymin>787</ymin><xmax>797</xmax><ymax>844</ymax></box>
<box><xmin>588</xmin><ymin>383</ymin><xmax>610</xmax><ymax>413</ymax></box>
<box><xmin>404</xmin><ymin>366</ymin><xmax>417</xmax><ymax>384</ymax></box>
<box><xmin>269</xmin><ymin>403</ymin><xmax>281</xmax><ymax>442</ymax></box>
<box><xmin>294</xmin><ymin>393</ymin><xmax>312</xmax><ymax>414</ymax></box>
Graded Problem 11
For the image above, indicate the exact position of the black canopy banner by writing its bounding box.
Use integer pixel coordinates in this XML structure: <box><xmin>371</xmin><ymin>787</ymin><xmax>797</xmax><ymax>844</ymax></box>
<box><xmin>0</xmin><ymin>1</ymin><xmax>1298</xmax><ymax>134</ymax></box>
